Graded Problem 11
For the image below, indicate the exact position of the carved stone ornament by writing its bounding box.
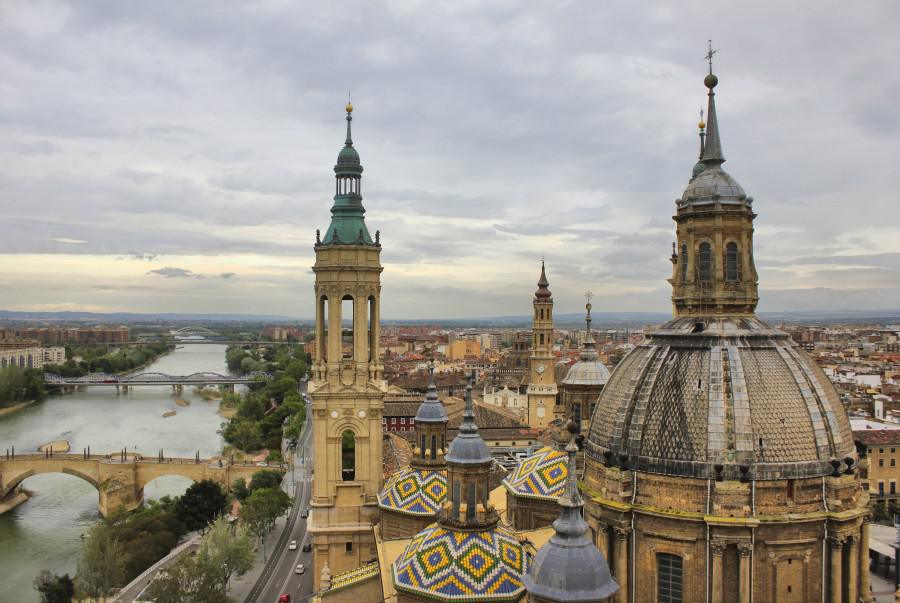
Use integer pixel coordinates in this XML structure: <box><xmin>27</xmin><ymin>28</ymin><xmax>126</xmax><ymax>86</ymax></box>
<box><xmin>710</xmin><ymin>542</ymin><xmax>727</xmax><ymax>556</ymax></box>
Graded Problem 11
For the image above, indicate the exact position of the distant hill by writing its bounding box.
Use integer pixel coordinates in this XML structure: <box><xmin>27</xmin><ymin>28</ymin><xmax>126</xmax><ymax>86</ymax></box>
<box><xmin>1</xmin><ymin>309</ymin><xmax>897</xmax><ymax>328</ymax></box>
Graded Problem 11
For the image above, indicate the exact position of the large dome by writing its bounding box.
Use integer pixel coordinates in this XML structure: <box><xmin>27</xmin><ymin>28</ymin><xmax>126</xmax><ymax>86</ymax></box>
<box><xmin>585</xmin><ymin>315</ymin><xmax>855</xmax><ymax>480</ymax></box>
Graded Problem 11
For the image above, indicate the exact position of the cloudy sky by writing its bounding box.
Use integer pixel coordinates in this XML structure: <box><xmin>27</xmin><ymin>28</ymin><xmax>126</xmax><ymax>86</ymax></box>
<box><xmin>1</xmin><ymin>1</ymin><xmax>898</xmax><ymax>319</ymax></box>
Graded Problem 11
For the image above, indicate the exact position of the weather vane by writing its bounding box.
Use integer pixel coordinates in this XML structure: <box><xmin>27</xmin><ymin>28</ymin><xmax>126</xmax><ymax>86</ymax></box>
<box><xmin>705</xmin><ymin>40</ymin><xmax>717</xmax><ymax>74</ymax></box>
<box><xmin>585</xmin><ymin>290</ymin><xmax>594</xmax><ymax>304</ymax></box>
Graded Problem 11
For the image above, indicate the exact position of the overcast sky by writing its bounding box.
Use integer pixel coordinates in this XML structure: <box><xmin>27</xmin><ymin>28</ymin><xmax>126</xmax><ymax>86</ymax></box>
<box><xmin>1</xmin><ymin>1</ymin><xmax>898</xmax><ymax>319</ymax></box>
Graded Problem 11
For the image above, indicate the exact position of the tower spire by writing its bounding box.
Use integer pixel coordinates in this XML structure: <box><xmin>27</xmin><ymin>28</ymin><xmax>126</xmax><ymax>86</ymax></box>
<box><xmin>344</xmin><ymin>101</ymin><xmax>353</xmax><ymax>146</ymax></box>
<box><xmin>701</xmin><ymin>42</ymin><xmax>725</xmax><ymax>166</ymax></box>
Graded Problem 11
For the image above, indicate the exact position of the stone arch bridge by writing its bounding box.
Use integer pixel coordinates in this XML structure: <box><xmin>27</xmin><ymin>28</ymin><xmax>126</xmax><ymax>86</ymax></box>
<box><xmin>0</xmin><ymin>453</ymin><xmax>283</xmax><ymax>516</ymax></box>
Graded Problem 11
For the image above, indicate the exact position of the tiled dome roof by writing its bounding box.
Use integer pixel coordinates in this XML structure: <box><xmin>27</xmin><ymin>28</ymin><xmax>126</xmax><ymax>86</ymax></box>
<box><xmin>561</xmin><ymin>358</ymin><xmax>610</xmax><ymax>386</ymax></box>
<box><xmin>502</xmin><ymin>446</ymin><xmax>568</xmax><ymax>501</ymax></box>
<box><xmin>586</xmin><ymin>315</ymin><xmax>856</xmax><ymax>480</ymax></box>
<box><xmin>378</xmin><ymin>467</ymin><xmax>447</xmax><ymax>517</ymax></box>
<box><xmin>392</xmin><ymin>523</ymin><xmax>528</xmax><ymax>601</ymax></box>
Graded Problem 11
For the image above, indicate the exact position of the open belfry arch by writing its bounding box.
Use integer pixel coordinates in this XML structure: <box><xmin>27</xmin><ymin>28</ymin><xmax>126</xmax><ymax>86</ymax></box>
<box><xmin>308</xmin><ymin>102</ymin><xmax>387</xmax><ymax>578</ymax></box>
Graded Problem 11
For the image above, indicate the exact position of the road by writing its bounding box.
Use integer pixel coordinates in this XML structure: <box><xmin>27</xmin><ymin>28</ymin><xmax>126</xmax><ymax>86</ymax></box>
<box><xmin>247</xmin><ymin>410</ymin><xmax>315</xmax><ymax>603</ymax></box>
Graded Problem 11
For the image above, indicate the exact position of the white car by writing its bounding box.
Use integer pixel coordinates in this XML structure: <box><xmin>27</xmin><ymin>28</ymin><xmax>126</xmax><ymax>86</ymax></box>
<box><xmin>295</xmin><ymin>564</ymin><xmax>305</xmax><ymax>575</ymax></box>
<box><xmin>288</xmin><ymin>540</ymin><xmax>297</xmax><ymax>551</ymax></box>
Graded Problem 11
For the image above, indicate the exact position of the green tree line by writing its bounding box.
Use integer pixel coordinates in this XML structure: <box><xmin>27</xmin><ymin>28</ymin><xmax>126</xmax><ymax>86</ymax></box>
<box><xmin>44</xmin><ymin>342</ymin><xmax>171</xmax><ymax>377</ymax></box>
<box><xmin>0</xmin><ymin>365</ymin><xmax>46</xmax><ymax>408</ymax></box>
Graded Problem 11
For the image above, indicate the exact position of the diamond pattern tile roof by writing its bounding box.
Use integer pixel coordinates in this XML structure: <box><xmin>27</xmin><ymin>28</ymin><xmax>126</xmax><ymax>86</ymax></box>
<box><xmin>378</xmin><ymin>467</ymin><xmax>448</xmax><ymax>516</ymax></box>
<box><xmin>501</xmin><ymin>447</ymin><xmax>568</xmax><ymax>501</ymax></box>
<box><xmin>586</xmin><ymin>316</ymin><xmax>856</xmax><ymax>480</ymax></box>
<box><xmin>391</xmin><ymin>524</ymin><xmax>528</xmax><ymax>601</ymax></box>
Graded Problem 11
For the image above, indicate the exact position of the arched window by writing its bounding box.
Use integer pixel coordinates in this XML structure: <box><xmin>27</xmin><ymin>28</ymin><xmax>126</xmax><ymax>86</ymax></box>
<box><xmin>341</xmin><ymin>296</ymin><xmax>354</xmax><ymax>359</ymax></box>
<box><xmin>466</xmin><ymin>483</ymin><xmax>476</xmax><ymax>521</ymax></box>
<box><xmin>451</xmin><ymin>480</ymin><xmax>460</xmax><ymax>516</ymax></box>
<box><xmin>431</xmin><ymin>435</ymin><xmax>437</xmax><ymax>460</ymax></box>
<box><xmin>680</xmin><ymin>244</ymin><xmax>688</xmax><ymax>282</ymax></box>
<box><xmin>341</xmin><ymin>430</ymin><xmax>356</xmax><ymax>481</ymax></box>
<box><xmin>420</xmin><ymin>435</ymin><xmax>426</xmax><ymax>459</ymax></box>
<box><xmin>725</xmin><ymin>242</ymin><xmax>739</xmax><ymax>281</ymax></box>
<box><xmin>539</xmin><ymin>333</ymin><xmax>544</xmax><ymax>345</ymax></box>
<box><xmin>319</xmin><ymin>295</ymin><xmax>329</xmax><ymax>363</ymax></box>
<box><xmin>698</xmin><ymin>243</ymin><xmax>712</xmax><ymax>282</ymax></box>
<box><xmin>657</xmin><ymin>553</ymin><xmax>684</xmax><ymax>603</ymax></box>
<box><xmin>368</xmin><ymin>296</ymin><xmax>376</xmax><ymax>362</ymax></box>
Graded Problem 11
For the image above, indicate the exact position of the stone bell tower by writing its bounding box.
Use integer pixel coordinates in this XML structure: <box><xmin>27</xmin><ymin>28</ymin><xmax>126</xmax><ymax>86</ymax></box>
<box><xmin>526</xmin><ymin>262</ymin><xmax>557</xmax><ymax>427</ymax></box>
<box><xmin>308</xmin><ymin>102</ymin><xmax>386</xmax><ymax>579</ymax></box>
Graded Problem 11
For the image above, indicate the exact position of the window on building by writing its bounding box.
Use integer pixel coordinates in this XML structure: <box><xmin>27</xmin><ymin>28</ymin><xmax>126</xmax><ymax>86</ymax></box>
<box><xmin>893</xmin><ymin>448</ymin><xmax>897</xmax><ymax>453</ymax></box>
<box><xmin>466</xmin><ymin>483</ymin><xmax>476</xmax><ymax>521</ymax></box>
<box><xmin>725</xmin><ymin>242</ymin><xmax>739</xmax><ymax>281</ymax></box>
<box><xmin>345</xmin><ymin>542</ymin><xmax>353</xmax><ymax>553</ymax></box>
<box><xmin>698</xmin><ymin>243</ymin><xmax>712</xmax><ymax>282</ymax></box>
<box><xmin>881</xmin><ymin>448</ymin><xmax>885</xmax><ymax>453</ymax></box>
<box><xmin>657</xmin><ymin>553</ymin><xmax>684</xmax><ymax>603</ymax></box>
<box><xmin>880</xmin><ymin>459</ymin><xmax>885</xmax><ymax>467</ymax></box>
<box><xmin>341</xmin><ymin>296</ymin><xmax>355</xmax><ymax>359</ymax></box>
<box><xmin>681</xmin><ymin>243</ymin><xmax>688</xmax><ymax>282</ymax></box>
<box><xmin>879</xmin><ymin>481</ymin><xmax>885</xmax><ymax>495</ymax></box>
<box><xmin>892</xmin><ymin>482</ymin><xmax>897</xmax><ymax>495</ymax></box>
<box><xmin>341</xmin><ymin>430</ymin><xmax>356</xmax><ymax>481</ymax></box>
<box><xmin>892</xmin><ymin>459</ymin><xmax>896</xmax><ymax>467</ymax></box>
<box><xmin>431</xmin><ymin>435</ymin><xmax>437</xmax><ymax>461</ymax></box>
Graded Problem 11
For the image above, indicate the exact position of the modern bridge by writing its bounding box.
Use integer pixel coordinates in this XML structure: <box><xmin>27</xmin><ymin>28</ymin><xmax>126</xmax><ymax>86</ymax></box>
<box><xmin>0</xmin><ymin>451</ymin><xmax>284</xmax><ymax>516</ymax></box>
<box><xmin>43</xmin><ymin>371</ymin><xmax>273</xmax><ymax>387</ymax></box>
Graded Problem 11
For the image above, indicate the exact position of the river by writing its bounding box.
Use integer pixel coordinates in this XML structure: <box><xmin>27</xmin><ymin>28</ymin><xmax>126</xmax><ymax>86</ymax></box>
<box><xmin>0</xmin><ymin>344</ymin><xmax>231</xmax><ymax>602</ymax></box>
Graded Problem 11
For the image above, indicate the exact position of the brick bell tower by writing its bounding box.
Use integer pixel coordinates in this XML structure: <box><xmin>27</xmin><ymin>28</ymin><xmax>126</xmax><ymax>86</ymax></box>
<box><xmin>526</xmin><ymin>262</ymin><xmax>557</xmax><ymax>428</ymax></box>
<box><xmin>308</xmin><ymin>102</ymin><xmax>386</xmax><ymax>579</ymax></box>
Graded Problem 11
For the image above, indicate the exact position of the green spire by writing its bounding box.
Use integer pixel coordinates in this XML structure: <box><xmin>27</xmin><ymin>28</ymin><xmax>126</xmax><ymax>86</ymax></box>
<box><xmin>320</xmin><ymin>103</ymin><xmax>375</xmax><ymax>246</ymax></box>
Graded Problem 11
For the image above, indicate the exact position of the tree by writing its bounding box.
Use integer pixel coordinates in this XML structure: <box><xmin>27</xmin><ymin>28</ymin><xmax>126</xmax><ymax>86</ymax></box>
<box><xmin>143</xmin><ymin>553</ymin><xmax>228</xmax><ymax>603</ymax></box>
<box><xmin>176</xmin><ymin>479</ymin><xmax>228</xmax><ymax>532</ymax></box>
<box><xmin>226</xmin><ymin>419</ymin><xmax>262</xmax><ymax>452</ymax></box>
<box><xmin>33</xmin><ymin>571</ymin><xmax>75</xmax><ymax>603</ymax></box>
<box><xmin>75</xmin><ymin>523</ymin><xmax>129</xmax><ymax>598</ymax></box>
<box><xmin>202</xmin><ymin>516</ymin><xmax>255</xmax><ymax>592</ymax></box>
<box><xmin>249</xmin><ymin>470</ymin><xmax>282</xmax><ymax>492</ymax></box>
<box><xmin>232</xmin><ymin>477</ymin><xmax>250</xmax><ymax>502</ymax></box>
<box><xmin>239</xmin><ymin>487</ymin><xmax>292</xmax><ymax>543</ymax></box>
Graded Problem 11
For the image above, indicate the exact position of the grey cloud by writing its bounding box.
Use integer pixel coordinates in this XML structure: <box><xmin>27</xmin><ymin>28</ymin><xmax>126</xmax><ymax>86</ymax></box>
<box><xmin>1</xmin><ymin>2</ymin><xmax>898</xmax><ymax>316</ymax></box>
<box><xmin>220</xmin><ymin>272</ymin><xmax>236</xmax><ymax>279</ymax></box>
<box><xmin>148</xmin><ymin>267</ymin><xmax>196</xmax><ymax>278</ymax></box>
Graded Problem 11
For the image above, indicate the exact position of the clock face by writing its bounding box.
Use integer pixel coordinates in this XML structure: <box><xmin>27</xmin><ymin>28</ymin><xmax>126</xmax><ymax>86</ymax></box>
<box><xmin>536</xmin><ymin>364</ymin><xmax>545</xmax><ymax>375</ymax></box>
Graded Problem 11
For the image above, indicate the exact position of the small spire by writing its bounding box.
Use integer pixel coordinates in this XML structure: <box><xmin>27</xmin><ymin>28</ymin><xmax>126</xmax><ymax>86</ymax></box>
<box><xmin>701</xmin><ymin>42</ymin><xmax>724</xmax><ymax>166</ymax></box>
<box><xmin>344</xmin><ymin>102</ymin><xmax>354</xmax><ymax>146</ymax></box>
<box><xmin>461</xmin><ymin>372</ymin><xmax>476</xmax><ymax>433</ymax></box>
<box><xmin>560</xmin><ymin>421</ymin><xmax>582</xmax><ymax>508</ymax></box>
<box><xmin>535</xmin><ymin>261</ymin><xmax>552</xmax><ymax>300</ymax></box>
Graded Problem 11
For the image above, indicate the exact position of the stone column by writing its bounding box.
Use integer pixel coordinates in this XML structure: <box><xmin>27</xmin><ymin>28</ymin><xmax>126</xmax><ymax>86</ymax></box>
<box><xmin>861</xmin><ymin>518</ymin><xmax>872</xmax><ymax>602</ymax></box>
<box><xmin>596</xmin><ymin>524</ymin><xmax>608</xmax><ymax>559</ymax></box>
<box><xmin>830</xmin><ymin>538</ymin><xmax>844</xmax><ymax>603</ymax></box>
<box><xmin>738</xmin><ymin>543</ymin><xmax>752</xmax><ymax>603</ymax></box>
<box><xmin>614</xmin><ymin>527</ymin><xmax>629</xmax><ymax>603</ymax></box>
<box><xmin>847</xmin><ymin>534</ymin><xmax>858</xmax><ymax>603</ymax></box>
<box><xmin>710</xmin><ymin>542</ymin><xmax>726</xmax><ymax>603</ymax></box>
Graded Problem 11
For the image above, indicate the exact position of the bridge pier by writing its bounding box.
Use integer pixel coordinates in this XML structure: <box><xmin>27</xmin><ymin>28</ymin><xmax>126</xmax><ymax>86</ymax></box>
<box><xmin>172</xmin><ymin>384</ymin><xmax>183</xmax><ymax>394</ymax></box>
<box><xmin>223</xmin><ymin>383</ymin><xmax>235</xmax><ymax>393</ymax></box>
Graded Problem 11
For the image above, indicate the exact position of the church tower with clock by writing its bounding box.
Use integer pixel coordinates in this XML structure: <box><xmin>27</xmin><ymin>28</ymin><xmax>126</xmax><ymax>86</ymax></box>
<box><xmin>307</xmin><ymin>103</ymin><xmax>387</xmax><ymax>580</ymax></box>
<box><xmin>526</xmin><ymin>262</ymin><xmax>557</xmax><ymax>428</ymax></box>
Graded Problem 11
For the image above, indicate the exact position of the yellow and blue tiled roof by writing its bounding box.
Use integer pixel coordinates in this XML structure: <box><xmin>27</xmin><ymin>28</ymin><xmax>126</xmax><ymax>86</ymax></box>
<box><xmin>391</xmin><ymin>524</ymin><xmax>527</xmax><ymax>601</ymax></box>
<box><xmin>501</xmin><ymin>446</ymin><xmax>568</xmax><ymax>501</ymax></box>
<box><xmin>378</xmin><ymin>467</ymin><xmax>448</xmax><ymax>516</ymax></box>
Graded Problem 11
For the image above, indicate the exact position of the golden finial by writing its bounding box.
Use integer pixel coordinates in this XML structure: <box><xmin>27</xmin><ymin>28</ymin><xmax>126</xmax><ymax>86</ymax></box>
<box><xmin>345</xmin><ymin>101</ymin><xmax>353</xmax><ymax>114</ymax></box>
<box><xmin>698</xmin><ymin>107</ymin><xmax>705</xmax><ymax>130</ymax></box>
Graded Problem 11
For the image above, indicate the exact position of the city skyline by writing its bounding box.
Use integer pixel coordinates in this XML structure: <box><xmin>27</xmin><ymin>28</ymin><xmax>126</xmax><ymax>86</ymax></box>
<box><xmin>1</xmin><ymin>2</ymin><xmax>899</xmax><ymax>319</ymax></box>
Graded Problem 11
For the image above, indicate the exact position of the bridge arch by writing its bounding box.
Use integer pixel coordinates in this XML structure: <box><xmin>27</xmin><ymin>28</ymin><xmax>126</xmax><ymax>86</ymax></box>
<box><xmin>1</xmin><ymin>465</ymin><xmax>101</xmax><ymax>498</ymax></box>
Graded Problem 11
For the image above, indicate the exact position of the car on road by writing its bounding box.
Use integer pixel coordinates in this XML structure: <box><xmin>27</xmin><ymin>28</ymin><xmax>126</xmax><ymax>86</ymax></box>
<box><xmin>278</xmin><ymin>595</ymin><xmax>291</xmax><ymax>603</ymax></box>
<box><xmin>302</xmin><ymin>542</ymin><xmax>312</xmax><ymax>552</ymax></box>
<box><xmin>295</xmin><ymin>564</ymin><xmax>306</xmax><ymax>575</ymax></box>
<box><xmin>300</xmin><ymin>509</ymin><xmax>308</xmax><ymax>518</ymax></box>
<box><xmin>288</xmin><ymin>540</ymin><xmax>297</xmax><ymax>551</ymax></box>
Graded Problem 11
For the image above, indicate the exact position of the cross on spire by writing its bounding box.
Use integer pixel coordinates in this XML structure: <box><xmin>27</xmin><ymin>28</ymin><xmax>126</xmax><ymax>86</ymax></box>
<box><xmin>584</xmin><ymin>290</ymin><xmax>594</xmax><ymax>305</ymax></box>
<box><xmin>705</xmin><ymin>40</ymin><xmax>717</xmax><ymax>75</ymax></box>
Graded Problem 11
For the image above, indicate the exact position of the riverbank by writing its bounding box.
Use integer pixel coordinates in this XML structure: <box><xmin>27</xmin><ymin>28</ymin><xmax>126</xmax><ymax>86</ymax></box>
<box><xmin>0</xmin><ymin>400</ymin><xmax>36</xmax><ymax>418</ymax></box>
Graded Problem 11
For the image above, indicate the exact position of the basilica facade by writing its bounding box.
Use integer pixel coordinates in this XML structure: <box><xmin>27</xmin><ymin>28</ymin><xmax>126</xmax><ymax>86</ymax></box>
<box><xmin>307</xmin><ymin>62</ymin><xmax>869</xmax><ymax>603</ymax></box>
